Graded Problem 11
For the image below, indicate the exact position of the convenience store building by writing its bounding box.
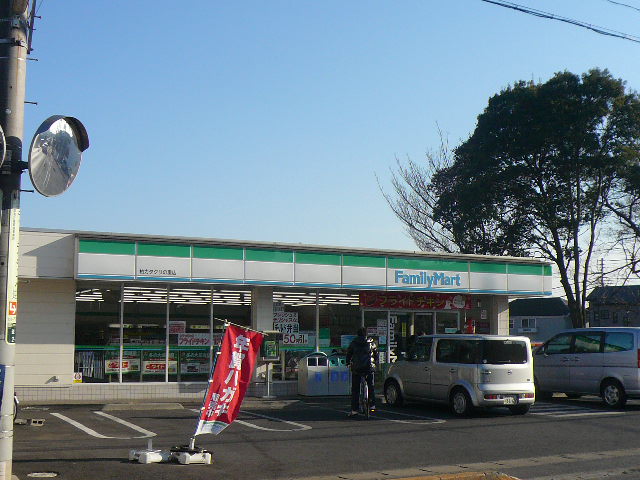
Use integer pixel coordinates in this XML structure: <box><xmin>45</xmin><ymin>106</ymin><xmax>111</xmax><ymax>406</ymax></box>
<box><xmin>16</xmin><ymin>228</ymin><xmax>552</xmax><ymax>403</ymax></box>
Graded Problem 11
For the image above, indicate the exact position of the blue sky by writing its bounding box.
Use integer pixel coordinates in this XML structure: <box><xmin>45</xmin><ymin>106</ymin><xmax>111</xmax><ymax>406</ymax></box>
<box><xmin>20</xmin><ymin>0</ymin><xmax>640</xmax><ymax>262</ymax></box>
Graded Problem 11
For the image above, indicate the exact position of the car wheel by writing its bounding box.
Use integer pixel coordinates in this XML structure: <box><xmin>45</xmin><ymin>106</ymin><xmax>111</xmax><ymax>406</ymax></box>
<box><xmin>535</xmin><ymin>377</ymin><xmax>552</xmax><ymax>400</ymax></box>
<box><xmin>450</xmin><ymin>388</ymin><xmax>473</xmax><ymax>417</ymax></box>
<box><xmin>384</xmin><ymin>380</ymin><xmax>403</xmax><ymax>407</ymax></box>
<box><xmin>508</xmin><ymin>404</ymin><xmax>531</xmax><ymax>415</ymax></box>
<box><xmin>601</xmin><ymin>379</ymin><xmax>627</xmax><ymax>408</ymax></box>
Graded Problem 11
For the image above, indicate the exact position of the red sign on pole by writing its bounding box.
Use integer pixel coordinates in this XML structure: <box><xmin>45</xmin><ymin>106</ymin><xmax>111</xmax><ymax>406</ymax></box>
<box><xmin>194</xmin><ymin>325</ymin><xmax>263</xmax><ymax>436</ymax></box>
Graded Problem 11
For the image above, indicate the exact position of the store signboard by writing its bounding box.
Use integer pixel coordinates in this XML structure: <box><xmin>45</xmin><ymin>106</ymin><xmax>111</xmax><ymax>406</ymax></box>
<box><xmin>136</xmin><ymin>256</ymin><xmax>190</xmax><ymax>279</ymax></box>
<box><xmin>77</xmin><ymin>239</ymin><xmax>552</xmax><ymax>296</ymax></box>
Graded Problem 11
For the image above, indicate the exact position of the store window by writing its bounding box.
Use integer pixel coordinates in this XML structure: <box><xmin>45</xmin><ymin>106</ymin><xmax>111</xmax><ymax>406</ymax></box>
<box><xmin>74</xmin><ymin>284</ymin><xmax>251</xmax><ymax>383</ymax></box>
<box><xmin>521</xmin><ymin>318</ymin><xmax>536</xmax><ymax>328</ymax></box>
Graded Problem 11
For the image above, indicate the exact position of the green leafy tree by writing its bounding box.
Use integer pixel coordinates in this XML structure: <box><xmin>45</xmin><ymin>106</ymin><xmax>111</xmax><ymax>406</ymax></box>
<box><xmin>388</xmin><ymin>69</ymin><xmax>640</xmax><ymax>327</ymax></box>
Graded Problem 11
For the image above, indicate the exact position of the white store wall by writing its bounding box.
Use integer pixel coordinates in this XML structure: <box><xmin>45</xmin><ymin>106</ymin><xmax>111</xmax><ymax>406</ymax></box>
<box><xmin>17</xmin><ymin>230</ymin><xmax>76</xmax><ymax>388</ymax></box>
<box><xmin>16</xmin><ymin>278</ymin><xmax>75</xmax><ymax>386</ymax></box>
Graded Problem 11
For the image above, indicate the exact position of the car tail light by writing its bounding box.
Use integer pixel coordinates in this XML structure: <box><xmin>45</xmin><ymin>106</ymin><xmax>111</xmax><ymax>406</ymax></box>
<box><xmin>520</xmin><ymin>393</ymin><xmax>534</xmax><ymax>399</ymax></box>
<box><xmin>484</xmin><ymin>394</ymin><xmax>498</xmax><ymax>400</ymax></box>
<box><xmin>637</xmin><ymin>349</ymin><xmax>640</xmax><ymax>368</ymax></box>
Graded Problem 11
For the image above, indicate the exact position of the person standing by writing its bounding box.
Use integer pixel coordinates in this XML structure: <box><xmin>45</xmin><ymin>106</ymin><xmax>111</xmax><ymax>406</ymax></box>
<box><xmin>346</xmin><ymin>327</ymin><xmax>378</xmax><ymax>417</ymax></box>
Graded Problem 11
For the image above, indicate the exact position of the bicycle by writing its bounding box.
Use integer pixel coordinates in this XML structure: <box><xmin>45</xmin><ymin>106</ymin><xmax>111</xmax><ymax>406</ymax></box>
<box><xmin>358</xmin><ymin>373</ymin><xmax>373</xmax><ymax>419</ymax></box>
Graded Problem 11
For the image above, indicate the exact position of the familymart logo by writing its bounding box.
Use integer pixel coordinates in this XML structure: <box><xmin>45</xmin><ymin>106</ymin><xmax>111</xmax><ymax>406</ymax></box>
<box><xmin>394</xmin><ymin>270</ymin><xmax>462</xmax><ymax>287</ymax></box>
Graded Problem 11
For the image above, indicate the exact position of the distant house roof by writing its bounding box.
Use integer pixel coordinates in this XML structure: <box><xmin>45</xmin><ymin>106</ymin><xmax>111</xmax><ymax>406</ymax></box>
<box><xmin>509</xmin><ymin>297</ymin><xmax>569</xmax><ymax>317</ymax></box>
<box><xmin>587</xmin><ymin>286</ymin><xmax>640</xmax><ymax>305</ymax></box>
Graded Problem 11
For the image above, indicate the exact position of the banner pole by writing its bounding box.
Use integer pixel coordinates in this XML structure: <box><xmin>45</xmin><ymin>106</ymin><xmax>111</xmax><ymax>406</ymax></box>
<box><xmin>214</xmin><ymin>319</ymin><xmax>263</xmax><ymax>334</ymax></box>
<box><xmin>192</xmin><ymin>323</ymin><xmax>227</xmax><ymax>438</ymax></box>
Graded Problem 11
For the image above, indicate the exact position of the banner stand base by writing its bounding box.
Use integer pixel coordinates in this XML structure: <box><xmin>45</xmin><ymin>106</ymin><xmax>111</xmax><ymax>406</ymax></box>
<box><xmin>128</xmin><ymin>439</ymin><xmax>212</xmax><ymax>465</ymax></box>
<box><xmin>170</xmin><ymin>445</ymin><xmax>213</xmax><ymax>465</ymax></box>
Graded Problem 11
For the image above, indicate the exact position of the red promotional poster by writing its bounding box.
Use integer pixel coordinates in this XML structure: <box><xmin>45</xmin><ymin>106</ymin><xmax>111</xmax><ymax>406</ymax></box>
<box><xmin>359</xmin><ymin>291</ymin><xmax>472</xmax><ymax>310</ymax></box>
<box><xmin>194</xmin><ymin>325</ymin><xmax>263</xmax><ymax>436</ymax></box>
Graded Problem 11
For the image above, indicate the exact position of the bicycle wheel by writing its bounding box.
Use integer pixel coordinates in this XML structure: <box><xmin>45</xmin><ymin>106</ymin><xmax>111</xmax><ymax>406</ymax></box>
<box><xmin>361</xmin><ymin>378</ymin><xmax>369</xmax><ymax>419</ymax></box>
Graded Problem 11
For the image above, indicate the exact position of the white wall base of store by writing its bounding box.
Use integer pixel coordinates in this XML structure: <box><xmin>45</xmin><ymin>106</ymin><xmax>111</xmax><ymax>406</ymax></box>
<box><xmin>16</xmin><ymin>381</ymin><xmax>300</xmax><ymax>404</ymax></box>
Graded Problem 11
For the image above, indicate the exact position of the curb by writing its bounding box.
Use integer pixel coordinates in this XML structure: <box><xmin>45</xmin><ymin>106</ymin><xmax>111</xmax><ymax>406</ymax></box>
<box><xmin>390</xmin><ymin>473</ymin><xmax>519</xmax><ymax>480</ymax></box>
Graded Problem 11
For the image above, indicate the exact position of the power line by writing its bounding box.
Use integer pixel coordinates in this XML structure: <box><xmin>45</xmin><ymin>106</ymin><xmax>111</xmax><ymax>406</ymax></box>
<box><xmin>481</xmin><ymin>0</ymin><xmax>640</xmax><ymax>44</ymax></box>
<box><xmin>606</xmin><ymin>0</ymin><xmax>640</xmax><ymax>14</ymax></box>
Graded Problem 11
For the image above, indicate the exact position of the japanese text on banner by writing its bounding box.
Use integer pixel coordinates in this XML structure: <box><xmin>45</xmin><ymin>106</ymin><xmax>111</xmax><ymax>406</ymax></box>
<box><xmin>194</xmin><ymin>325</ymin><xmax>263</xmax><ymax>436</ymax></box>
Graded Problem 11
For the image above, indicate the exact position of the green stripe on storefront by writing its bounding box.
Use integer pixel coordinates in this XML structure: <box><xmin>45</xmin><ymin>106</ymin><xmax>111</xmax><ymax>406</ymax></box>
<box><xmin>137</xmin><ymin>243</ymin><xmax>191</xmax><ymax>258</ymax></box>
<box><xmin>508</xmin><ymin>264</ymin><xmax>543</xmax><ymax>275</ymax></box>
<box><xmin>470</xmin><ymin>262</ymin><xmax>507</xmax><ymax>274</ymax></box>
<box><xmin>388</xmin><ymin>257</ymin><xmax>467</xmax><ymax>271</ymax></box>
<box><xmin>245</xmin><ymin>249</ymin><xmax>293</xmax><ymax>263</ymax></box>
<box><xmin>343</xmin><ymin>255</ymin><xmax>386</xmax><ymax>268</ymax></box>
<box><xmin>295</xmin><ymin>252</ymin><xmax>341</xmax><ymax>265</ymax></box>
<box><xmin>79</xmin><ymin>239</ymin><xmax>136</xmax><ymax>255</ymax></box>
<box><xmin>193</xmin><ymin>245</ymin><xmax>244</xmax><ymax>260</ymax></box>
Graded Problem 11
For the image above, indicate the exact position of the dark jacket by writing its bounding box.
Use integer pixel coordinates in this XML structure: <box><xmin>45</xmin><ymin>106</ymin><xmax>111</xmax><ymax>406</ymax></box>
<box><xmin>346</xmin><ymin>335</ymin><xmax>378</xmax><ymax>374</ymax></box>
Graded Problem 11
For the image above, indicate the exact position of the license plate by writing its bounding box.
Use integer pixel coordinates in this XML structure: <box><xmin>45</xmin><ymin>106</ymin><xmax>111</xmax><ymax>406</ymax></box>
<box><xmin>503</xmin><ymin>396</ymin><xmax>517</xmax><ymax>405</ymax></box>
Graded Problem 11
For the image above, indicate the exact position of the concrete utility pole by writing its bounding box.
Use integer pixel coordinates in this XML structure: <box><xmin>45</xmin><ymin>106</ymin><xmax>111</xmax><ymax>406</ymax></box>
<box><xmin>0</xmin><ymin>0</ymin><xmax>29</xmax><ymax>478</ymax></box>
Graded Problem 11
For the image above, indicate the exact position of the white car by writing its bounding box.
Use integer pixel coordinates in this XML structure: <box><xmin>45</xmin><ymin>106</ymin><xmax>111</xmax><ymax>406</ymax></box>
<box><xmin>384</xmin><ymin>334</ymin><xmax>535</xmax><ymax>416</ymax></box>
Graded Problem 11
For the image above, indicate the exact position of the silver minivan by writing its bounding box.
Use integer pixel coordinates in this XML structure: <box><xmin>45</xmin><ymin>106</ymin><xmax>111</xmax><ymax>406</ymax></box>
<box><xmin>384</xmin><ymin>334</ymin><xmax>535</xmax><ymax>416</ymax></box>
<box><xmin>534</xmin><ymin>327</ymin><xmax>640</xmax><ymax>408</ymax></box>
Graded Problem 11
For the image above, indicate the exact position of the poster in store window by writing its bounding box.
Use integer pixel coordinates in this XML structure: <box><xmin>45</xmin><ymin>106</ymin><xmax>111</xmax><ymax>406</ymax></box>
<box><xmin>142</xmin><ymin>351</ymin><xmax>178</xmax><ymax>374</ymax></box>
<box><xmin>105</xmin><ymin>353</ymin><xmax>141</xmax><ymax>374</ymax></box>
<box><xmin>180</xmin><ymin>350</ymin><xmax>210</xmax><ymax>374</ymax></box>
<box><xmin>169</xmin><ymin>321</ymin><xmax>187</xmax><ymax>334</ymax></box>
<box><xmin>178</xmin><ymin>333</ymin><xmax>211</xmax><ymax>346</ymax></box>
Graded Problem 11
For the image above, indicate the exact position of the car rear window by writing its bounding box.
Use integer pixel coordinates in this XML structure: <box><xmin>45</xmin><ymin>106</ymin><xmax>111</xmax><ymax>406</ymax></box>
<box><xmin>603</xmin><ymin>332</ymin><xmax>634</xmax><ymax>353</ymax></box>
<box><xmin>480</xmin><ymin>340</ymin><xmax>528</xmax><ymax>364</ymax></box>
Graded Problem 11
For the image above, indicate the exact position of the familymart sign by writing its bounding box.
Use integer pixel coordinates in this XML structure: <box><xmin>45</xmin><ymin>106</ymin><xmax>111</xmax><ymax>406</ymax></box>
<box><xmin>392</xmin><ymin>269</ymin><xmax>465</xmax><ymax>288</ymax></box>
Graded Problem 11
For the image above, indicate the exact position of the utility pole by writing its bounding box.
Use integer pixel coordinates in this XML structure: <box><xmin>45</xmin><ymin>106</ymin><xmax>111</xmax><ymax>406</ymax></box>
<box><xmin>0</xmin><ymin>1</ymin><xmax>28</xmax><ymax>479</ymax></box>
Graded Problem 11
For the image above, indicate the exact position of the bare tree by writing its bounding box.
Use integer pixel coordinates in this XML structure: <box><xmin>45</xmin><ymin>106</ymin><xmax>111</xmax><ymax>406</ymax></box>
<box><xmin>378</xmin><ymin>131</ymin><xmax>457</xmax><ymax>252</ymax></box>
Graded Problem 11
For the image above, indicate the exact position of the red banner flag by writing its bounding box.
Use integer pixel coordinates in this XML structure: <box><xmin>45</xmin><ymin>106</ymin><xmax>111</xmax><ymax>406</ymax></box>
<box><xmin>194</xmin><ymin>325</ymin><xmax>263</xmax><ymax>436</ymax></box>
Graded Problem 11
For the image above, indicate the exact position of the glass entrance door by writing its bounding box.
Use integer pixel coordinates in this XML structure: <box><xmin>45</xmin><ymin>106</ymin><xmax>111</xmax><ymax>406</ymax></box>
<box><xmin>414</xmin><ymin>313</ymin><xmax>434</xmax><ymax>336</ymax></box>
<box><xmin>435</xmin><ymin>311</ymin><xmax>460</xmax><ymax>334</ymax></box>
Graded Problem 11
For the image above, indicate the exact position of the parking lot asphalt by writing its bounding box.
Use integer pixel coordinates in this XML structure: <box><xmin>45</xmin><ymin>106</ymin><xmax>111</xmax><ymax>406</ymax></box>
<box><xmin>13</xmin><ymin>394</ymin><xmax>640</xmax><ymax>480</ymax></box>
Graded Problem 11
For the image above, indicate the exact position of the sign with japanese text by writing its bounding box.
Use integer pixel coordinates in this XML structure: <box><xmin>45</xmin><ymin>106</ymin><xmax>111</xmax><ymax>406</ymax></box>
<box><xmin>194</xmin><ymin>325</ymin><xmax>263</xmax><ymax>436</ymax></box>
<box><xmin>273</xmin><ymin>311</ymin><xmax>299</xmax><ymax>334</ymax></box>
<box><xmin>169</xmin><ymin>321</ymin><xmax>186</xmax><ymax>334</ymax></box>
<box><xmin>280</xmin><ymin>331</ymin><xmax>316</xmax><ymax>351</ymax></box>
<box><xmin>105</xmin><ymin>356</ymin><xmax>141</xmax><ymax>374</ymax></box>
<box><xmin>180</xmin><ymin>350</ymin><xmax>210</xmax><ymax>374</ymax></box>
<box><xmin>141</xmin><ymin>351</ymin><xmax>177</xmax><ymax>374</ymax></box>
<box><xmin>359</xmin><ymin>291</ymin><xmax>472</xmax><ymax>310</ymax></box>
<box><xmin>273</xmin><ymin>322</ymin><xmax>299</xmax><ymax>334</ymax></box>
<box><xmin>178</xmin><ymin>333</ymin><xmax>211</xmax><ymax>346</ymax></box>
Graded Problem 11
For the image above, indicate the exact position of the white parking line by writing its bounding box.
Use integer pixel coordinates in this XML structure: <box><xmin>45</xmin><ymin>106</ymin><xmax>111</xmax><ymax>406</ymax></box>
<box><xmin>94</xmin><ymin>411</ymin><xmax>157</xmax><ymax>437</ymax></box>
<box><xmin>531</xmin><ymin>402</ymin><xmax>625</xmax><ymax>418</ymax></box>
<box><xmin>189</xmin><ymin>408</ymin><xmax>312</xmax><ymax>432</ymax></box>
<box><xmin>373</xmin><ymin>408</ymin><xmax>447</xmax><ymax>424</ymax></box>
<box><xmin>50</xmin><ymin>412</ymin><xmax>156</xmax><ymax>439</ymax></box>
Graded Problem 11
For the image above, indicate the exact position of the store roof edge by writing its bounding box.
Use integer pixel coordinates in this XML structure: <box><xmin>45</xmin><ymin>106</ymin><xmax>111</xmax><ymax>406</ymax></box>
<box><xmin>21</xmin><ymin>227</ymin><xmax>551</xmax><ymax>265</ymax></box>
